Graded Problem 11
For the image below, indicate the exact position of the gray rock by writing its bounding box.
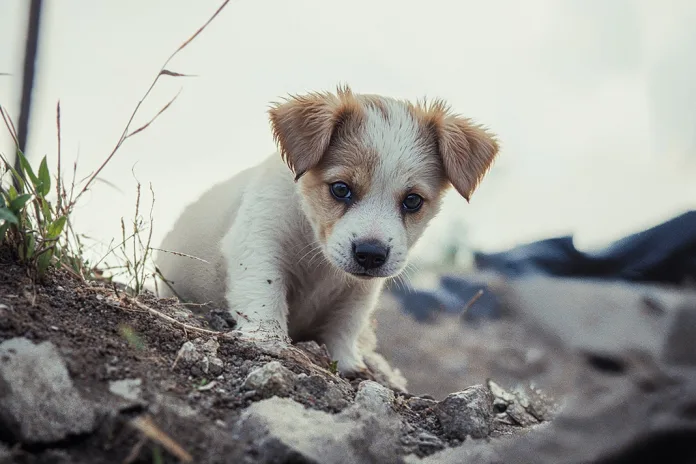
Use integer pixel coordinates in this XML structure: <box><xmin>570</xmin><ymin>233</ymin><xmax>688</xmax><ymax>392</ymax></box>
<box><xmin>208</xmin><ymin>357</ymin><xmax>224</xmax><ymax>376</ymax></box>
<box><xmin>662</xmin><ymin>302</ymin><xmax>696</xmax><ymax>366</ymax></box>
<box><xmin>108</xmin><ymin>378</ymin><xmax>143</xmax><ymax>402</ymax></box>
<box><xmin>242</xmin><ymin>361</ymin><xmax>296</xmax><ymax>398</ymax></box>
<box><xmin>434</xmin><ymin>385</ymin><xmax>493</xmax><ymax>439</ymax></box>
<box><xmin>406</xmin><ymin>396</ymin><xmax>438</xmax><ymax>411</ymax></box>
<box><xmin>233</xmin><ymin>396</ymin><xmax>403</xmax><ymax>464</ymax></box>
<box><xmin>176</xmin><ymin>338</ymin><xmax>222</xmax><ymax>376</ymax></box>
<box><xmin>200</xmin><ymin>338</ymin><xmax>220</xmax><ymax>356</ymax></box>
<box><xmin>497</xmin><ymin>277</ymin><xmax>695</xmax><ymax>359</ymax></box>
<box><xmin>0</xmin><ymin>443</ymin><xmax>12</xmax><ymax>464</ymax></box>
<box><xmin>0</xmin><ymin>338</ymin><xmax>97</xmax><ymax>444</ymax></box>
<box><xmin>353</xmin><ymin>380</ymin><xmax>395</xmax><ymax>416</ymax></box>
<box><xmin>406</xmin><ymin>438</ymin><xmax>504</xmax><ymax>464</ymax></box>
<box><xmin>177</xmin><ymin>341</ymin><xmax>201</xmax><ymax>365</ymax></box>
<box><xmin>496</xmin><ymin>371</ymin><xmax>696</xmax><ymax>464</ymax></box>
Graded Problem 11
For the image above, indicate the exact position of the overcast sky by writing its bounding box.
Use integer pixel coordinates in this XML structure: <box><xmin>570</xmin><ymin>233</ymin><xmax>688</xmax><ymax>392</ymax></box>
<box><xmin>1</xmin><ymin>0</ymin><xmax>695</xmax><ymax>266</ymax></box>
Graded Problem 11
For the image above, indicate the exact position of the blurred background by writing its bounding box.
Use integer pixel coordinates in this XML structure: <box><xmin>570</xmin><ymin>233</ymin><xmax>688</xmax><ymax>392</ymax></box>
<box><xmin>2</xmin><ymin>0</ymin><xmax>695</xmax><ymax>273</ymax></box>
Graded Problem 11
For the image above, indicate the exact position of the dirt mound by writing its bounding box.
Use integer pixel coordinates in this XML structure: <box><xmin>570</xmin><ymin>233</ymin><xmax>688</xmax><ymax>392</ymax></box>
<box><xmin>0</xmin><ymin>249</ymin><xmax>548</xmax><ymax>463</ymax></box>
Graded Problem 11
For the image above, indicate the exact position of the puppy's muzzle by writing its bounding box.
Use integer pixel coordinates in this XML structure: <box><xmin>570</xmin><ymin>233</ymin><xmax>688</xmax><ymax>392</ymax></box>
<box><xmin>352</xmin><ymin>240</ymin><xmax>390</xmax><ymax>270</ymax></box>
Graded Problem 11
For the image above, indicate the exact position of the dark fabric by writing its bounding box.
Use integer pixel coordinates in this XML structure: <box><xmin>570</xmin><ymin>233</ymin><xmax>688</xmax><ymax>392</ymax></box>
<box><xmin>474</xmin><ymin>211</ymin><xmax>696</xmax><ymax>285</ymax></box>
<box><xmin>388</xmin><ymin>276</ymin><xmax>500</xmax><ymax>325</ymax></box>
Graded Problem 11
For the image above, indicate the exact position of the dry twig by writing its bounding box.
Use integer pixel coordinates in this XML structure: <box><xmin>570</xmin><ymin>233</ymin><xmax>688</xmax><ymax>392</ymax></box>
<box><xmin>460</xmin><ymin>289</ymin><xmax>485</xmax><ymax>320</ymax></box>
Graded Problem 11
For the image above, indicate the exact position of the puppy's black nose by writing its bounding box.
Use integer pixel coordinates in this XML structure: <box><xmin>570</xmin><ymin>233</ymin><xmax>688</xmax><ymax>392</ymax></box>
<box><xmin>353</xmin><ymin>241</ymin><xmax>389</xmax><ymax>270</ymax></box>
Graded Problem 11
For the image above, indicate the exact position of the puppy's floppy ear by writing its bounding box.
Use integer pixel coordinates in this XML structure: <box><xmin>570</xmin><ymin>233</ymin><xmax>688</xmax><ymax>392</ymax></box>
<box><xmin>269</xmin><ymin>86</ymin><xmax>358</xmax><ymax>181</ymax></box>
<box><xmin>436</xmin><ymin>116</ymin><xmax>499</xmax><ymax>202</ymax></box>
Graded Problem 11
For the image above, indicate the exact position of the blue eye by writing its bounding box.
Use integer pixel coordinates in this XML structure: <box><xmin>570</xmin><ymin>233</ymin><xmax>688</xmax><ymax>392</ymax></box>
<box><xmin>402</xmin><ymin>193</ymin><xmax>423</xmax><ymax>212</ymax></box>
<box><xmin>330</xmin><ymin>182</ymin><xmax>352</xmax><ymax>201</ymax></box>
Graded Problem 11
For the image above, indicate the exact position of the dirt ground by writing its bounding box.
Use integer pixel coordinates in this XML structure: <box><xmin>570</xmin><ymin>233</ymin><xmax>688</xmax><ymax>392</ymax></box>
<box><xmin>0</xmin><ymin>246</ymin><xmax>557</xmax><ymax>463</ymax></box>
<box><xmin>374</xmin><ymin>293</ymin><xmax>579</xmax><ymax>401</ymax></box>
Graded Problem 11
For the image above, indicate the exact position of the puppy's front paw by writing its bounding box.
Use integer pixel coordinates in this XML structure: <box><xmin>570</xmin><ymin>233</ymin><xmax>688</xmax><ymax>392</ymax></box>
<box><xmin>232</xmin><ymin>321</ymin><xmax>291</xmax><ymax>345</ymax></box>
<box><xmin>334</xmin><ymin>353</ymin><xmax>368</xmax><ymax>376</ymax></box>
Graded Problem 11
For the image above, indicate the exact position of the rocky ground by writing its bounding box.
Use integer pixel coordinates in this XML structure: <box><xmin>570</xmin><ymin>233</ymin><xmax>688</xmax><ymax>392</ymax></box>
<box><xmin>1</xmin><ymin>245</ymin><xmax>696</xmax><ymax>463</ymax></box>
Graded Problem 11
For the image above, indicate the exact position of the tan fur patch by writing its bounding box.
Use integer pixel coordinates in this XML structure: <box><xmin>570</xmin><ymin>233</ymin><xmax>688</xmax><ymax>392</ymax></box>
<box><xmin>411</xmin><ymin>99</ymin><xmax>500</xmax><ymax>201</ymax></box>
<box><xmin>268</xmin><ymin>85</ymin><xmax>363</xmax><ymax>179</ymax></box>
<box><xmin>299</xmin><ymin>170</ymin><xmax>345</xmax><ymax>243</ymax></box>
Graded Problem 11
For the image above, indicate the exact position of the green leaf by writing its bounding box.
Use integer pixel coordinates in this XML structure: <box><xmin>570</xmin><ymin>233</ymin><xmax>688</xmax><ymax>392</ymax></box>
<box><xmin>41</xmin><ymin>198</ymin><xmax>52</xmax><ymax>223</ymax></box>
<box><xmin>47</xmin><ymin>216</ymin><xmax>67</xmax><ymax>239</ymax></box>
<box><xmin>0</xmin><ymin>207</ymin><xmax>18</xmax><ymax>225</ymax></box>
<box><xmin>0</xmin><ymin>222</ymin><xmax>10</xmax><ymax>241</ymax></box>
<box><xmin>9</xmin><ymin>193</ymin><xmax>32</xmax><ymax>212</ymax></box>
<box><xmin>17</xmin><ymin>150</ymin><xmax>39</xmax><ymax>190</ymax></box>
<box><xmin>8</xmin><ymin>184</ymin><xmax>18</xmax><ymax>201</ymax></box>
<box><xmin>38</xmin><ymin>156</ymin><xmax>51</xmax><ymax>196</ymax></box>
<box><xmin>26</xmin><ymin>234</ymin><xmax>36</xmax><ymax>260</ymax></box>
<box><xmin>37</xmin><ymin>249</ymin><xmax>53</xmax><ymax>276</ymax></box>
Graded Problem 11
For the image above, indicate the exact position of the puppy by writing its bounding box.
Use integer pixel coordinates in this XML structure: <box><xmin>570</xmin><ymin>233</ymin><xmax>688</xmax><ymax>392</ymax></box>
<box><xmin>155</xmin><ymin>85</ymin><xmax>499</xmax><ymax>374</ymax></box>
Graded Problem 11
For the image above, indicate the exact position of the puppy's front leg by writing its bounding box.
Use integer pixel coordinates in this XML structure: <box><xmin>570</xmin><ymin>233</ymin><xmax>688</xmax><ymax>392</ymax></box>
<box><xmin>223</xmin><ymin>231</ymin><xmax>291</xmax><ymax>344</ymax></box>
<box><xmin>322</xmin><ymin>283</ymin><xmax>382</xmax><ymax>374</ymax></box>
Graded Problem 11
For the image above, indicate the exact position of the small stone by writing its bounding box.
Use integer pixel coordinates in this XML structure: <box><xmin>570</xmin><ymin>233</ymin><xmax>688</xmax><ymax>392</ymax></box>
<box><xmin>353</xmin><ymin>380</ymin><xmax>395</xmax><ymax>416</ymax></box>
<box><xmin>407</xmin><ymin>396</ymin><xmax>438</xmax><ymax>411</ymax></box>
<box><xmin>208</xmin><ymin>357</ymin><xmax>224</xmax><ymax>376</ymax></box>
<box><xmin>0</xmin><ymin>338</ymin><xmax>96</xmax><ymax>444</ymax></box>
<box><xmin>434</xmin><ymin>385</ymin><xmax>493</xmax><ymax>440</ymax></box>
<box><xmin>243</xmin><ymin>361</ymin><xmax>296</xmax><ymax>398</ymax></box>
<box><xmin>200</xmin><ymin>338</ymin><xmax>220</xmax><ymax>356</ymax></box>
<box><xmin>109</xmin><ymin>378</ymin><xmax>143</xmax><ymax>402</ymax></box>
<box><xmin>176</xmin><ymin>340</ymin><xmax>212</xmax><ymax>376</ymax></box>
<box><xmin>199</xmin><ymin>356</ymin><xmax>210</xmax><ymax>374</ymax></box>
<box><xmin>177</xmin><ymin>341</ymin><xmax>200</xmax><ymax>365</ymax></box>
<box><xmin>324</xmin><ymin>384</ymin><xmax>350</xmax><ymax>410</ymax></box>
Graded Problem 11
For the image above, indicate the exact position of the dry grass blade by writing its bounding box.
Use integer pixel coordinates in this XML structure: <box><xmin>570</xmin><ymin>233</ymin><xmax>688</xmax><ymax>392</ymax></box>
<box><xmin>123</xmin><ymin>436</ymin><xmax>148</xmax><ymax>464</ymax></box>
<box><xmin>0</xmin><ymin>105</ymin><xmax>19</xmax><ymax>146</ymax></box>
<box><xmin>160</xmin><ymin>69</ymin><xmax>197</xmax><ymax>77</ymax></box>
<box><xmin>460</xmin><ymin>289</ymin><xmax>485</xmax><ymax>320</ymax></box>
<box><xmin>56</xmin><ymin>101</ymin><xmax>62</xmax><ymax>213</ymax></box>
<box><xmin>68</xmin><ymin>0</ymin><xmax>232</xmax><ymax>209</ymax></box>
<box><xmin>170</xmin><ymin>0</ymin><xmax>231</xmax><ymax>57</ymax></box>
<box><xmin>129</xmin><ymin>297</ymin><xmax>221</xmax><ymax>336</ymax></box>
<box><xmin>126</xmin><ymin>90</ymin><xmax>182</xmax><ymax>139</ymax></box>
<box><xmin>150</xmin><ymin>247</ymin><xmax>210</xmax><ymax>263</ymax></box>
<box><xmin>130</xmin><ymin>415</ymin><xmax>193</xmax><ymax>463</ymax></box>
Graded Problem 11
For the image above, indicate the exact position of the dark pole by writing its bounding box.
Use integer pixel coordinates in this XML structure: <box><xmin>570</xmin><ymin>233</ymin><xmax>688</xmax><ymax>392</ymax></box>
<box><xmin>13</xmin><ymin>0</ymin><xmax>44</xmax><ymax>190</ymax></box>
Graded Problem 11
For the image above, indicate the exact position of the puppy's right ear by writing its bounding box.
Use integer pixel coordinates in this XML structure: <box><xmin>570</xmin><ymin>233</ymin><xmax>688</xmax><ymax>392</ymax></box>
<box><xmin>269</xmin><ymin>87</ymin><xmax>357</xmax><ymax>181</ymax></box>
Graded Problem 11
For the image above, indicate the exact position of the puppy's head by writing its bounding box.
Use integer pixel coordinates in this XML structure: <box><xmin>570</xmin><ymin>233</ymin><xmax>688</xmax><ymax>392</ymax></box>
<box><xmin>269</xmin><ymin>85</ymin><xmax>499</xmax><ymax>279</ymax></box>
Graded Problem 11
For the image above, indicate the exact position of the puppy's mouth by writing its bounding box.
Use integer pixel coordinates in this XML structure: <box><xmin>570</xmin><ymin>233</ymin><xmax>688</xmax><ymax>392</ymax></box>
<box><xmin>350</xmin><ymin>272</ymin><xmax>378</xmax><ymax>280</ymax></box>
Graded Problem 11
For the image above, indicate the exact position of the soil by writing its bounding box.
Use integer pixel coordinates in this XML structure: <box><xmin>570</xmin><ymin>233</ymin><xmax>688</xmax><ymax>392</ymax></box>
<box><xmin>0</xmin><ymin>246</ymin><xmax>554</xmax><ymax>463</ymax></box>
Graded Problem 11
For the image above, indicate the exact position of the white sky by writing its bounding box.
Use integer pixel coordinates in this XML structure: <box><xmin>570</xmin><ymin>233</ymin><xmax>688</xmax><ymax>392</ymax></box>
<box><xmin>1</xmin><ymin>0</ymin><xmax>696</xmax><ymax>266</ymax></box>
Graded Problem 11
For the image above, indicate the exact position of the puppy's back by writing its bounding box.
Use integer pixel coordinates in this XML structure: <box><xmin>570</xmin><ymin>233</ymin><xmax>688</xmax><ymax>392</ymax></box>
<box><xmin>155</xmin><ymin>166</ymin><xmax>254</xmax><ymax>307</ymax></box>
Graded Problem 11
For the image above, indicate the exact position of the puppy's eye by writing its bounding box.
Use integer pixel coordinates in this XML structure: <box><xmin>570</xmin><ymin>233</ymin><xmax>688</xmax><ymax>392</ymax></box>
<box><xmin>330</xmin><ymin>182</ymin><xmax>352</xmax><ymax>201</ymax></box>
<box><xmin>402</xmin><ymin>193</ymin><xmax>423</xmax><ymax>212</ymax></box>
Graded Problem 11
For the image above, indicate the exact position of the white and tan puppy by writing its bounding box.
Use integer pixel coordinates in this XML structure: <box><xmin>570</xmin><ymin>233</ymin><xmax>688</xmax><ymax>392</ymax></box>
<box><xmin>156</xmin><ymin>85</ymin><xmax>499</xmax><ymax>374</ymax></box>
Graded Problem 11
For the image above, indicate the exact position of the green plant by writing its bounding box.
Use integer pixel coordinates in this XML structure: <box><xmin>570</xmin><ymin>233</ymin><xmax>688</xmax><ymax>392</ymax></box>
<box><xmin>0</xmin><ymin>146</ymin><xmax>67</xmax><ymax>277</ymax></box>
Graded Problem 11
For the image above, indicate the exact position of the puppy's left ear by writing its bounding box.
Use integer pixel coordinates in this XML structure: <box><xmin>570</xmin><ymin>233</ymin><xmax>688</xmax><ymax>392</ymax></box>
<box><xmin>269</xmin><ymin>88</ymin><xmax>357</xmax><ymax>181</ymax></box>
<box><xmin>437</xmin><ymin>117</ymin><xmax>499</xmax><ymax>202</ymax></box>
